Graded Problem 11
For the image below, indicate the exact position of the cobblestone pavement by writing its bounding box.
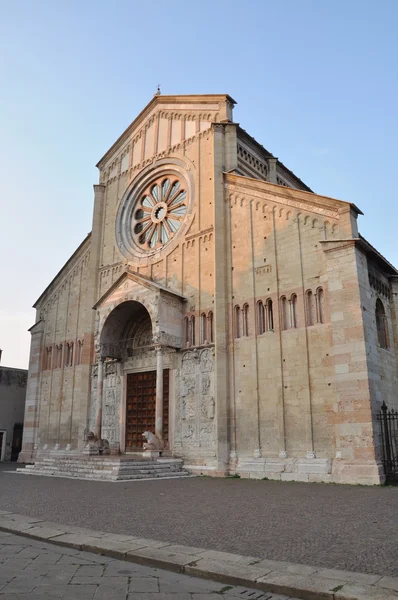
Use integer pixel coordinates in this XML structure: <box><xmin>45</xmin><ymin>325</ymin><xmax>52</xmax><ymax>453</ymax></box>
<box><xmin>0</xmin><ymin>532</ymin><xmax>298</xmax><ymax>600</ymax></box>
<box><xmin>1</xmin><ymin>464</ymin><xmax>397</xmax><ymax>577</ymax></box>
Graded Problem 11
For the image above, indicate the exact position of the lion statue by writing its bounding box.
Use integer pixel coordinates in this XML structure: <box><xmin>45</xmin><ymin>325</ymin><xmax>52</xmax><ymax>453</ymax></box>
<box><xmin>84</xmin><ymin>431</ymin><xmax>110</xmax><ymax>455</ymax></box>
<box><xmin>142</xmin><ymin>431</ymin><xmax>164</xmax><ymax>452</ymax></box>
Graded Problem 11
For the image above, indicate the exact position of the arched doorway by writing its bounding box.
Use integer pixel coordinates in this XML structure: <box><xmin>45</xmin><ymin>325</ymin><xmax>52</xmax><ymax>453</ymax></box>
<box><xmin>98</xmin><ymin>301</ymin><xmax>169</xmax><ymax>452</ymax></box>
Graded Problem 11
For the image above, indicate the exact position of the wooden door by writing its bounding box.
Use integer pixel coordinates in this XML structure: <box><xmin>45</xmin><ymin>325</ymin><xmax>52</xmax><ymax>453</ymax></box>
<box><xmin>125</xmin><ymin>370</ymin><xmax>169</xmax><ymax>450</ymax></box>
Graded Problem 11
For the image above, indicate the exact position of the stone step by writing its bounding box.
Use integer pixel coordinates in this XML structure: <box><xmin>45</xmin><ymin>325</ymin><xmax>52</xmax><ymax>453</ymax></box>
<box><xmin>16</xmin><ymin>468</ymin><xmax>191</xmax><ymax>481</ymax></box>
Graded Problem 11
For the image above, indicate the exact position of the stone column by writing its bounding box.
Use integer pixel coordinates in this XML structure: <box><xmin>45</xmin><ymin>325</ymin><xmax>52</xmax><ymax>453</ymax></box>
<box><xmin>267</xmin><ymin>157</ymin><xmax>278</xmax><ymax>184</ymax></box>
<box><xmin>18</xmin><ymin>320</ymin><xmax>45</xmax><ymax>463</ymax></box>
<box><xmin>95</xmin><ymin>359</ymin><xmax>104</xmax><ymax>440</ymax></box>
<box><xmin>155</xmin><ymin>345</ymin><xmax>164</xmax><ymax>441</ymax></box>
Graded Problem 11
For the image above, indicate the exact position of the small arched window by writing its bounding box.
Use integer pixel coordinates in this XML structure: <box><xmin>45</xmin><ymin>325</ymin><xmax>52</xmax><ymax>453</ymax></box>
<box><xmin>234</xmin><ymin>305</ymin><xmax>241</xmax><ymax>339</ymax></box>
<box><xmin>208</xmin><ymin>311</ymin><xmax>214</xmax><ymax>343</ymax></box>
<box><xmin>376</xmin><ymin>299</ymin><xmax>388</xmax><ymax>349</ymax></box>
<box><xmin>291</xmin><ymin>294</ymin><xmax>298</xmax><ymax>328</ymax></box>
<box><xmin>317</xmin><ymin>287</ymin><xmax>325</xmax><ymax>324</ymax></box>
<box><xmin>266</xmin><ymin>299</ymin><xmax>274</xmax><ymax>331</ymax></box>
<box><xmin>242</xmin><ymin>304</ymin><xmax>249</xmax><ymax>337</ymax></box>
<box><xmin>76</xmin><ymin>340</ymin><xmax>83</xmax><ymax>365</ymax></box>
<box><xmin>184</xmin><ymin>317</ymin><xmax>190</xmax><ymax>347</ymax></box>
<box><xmin>201</xmin><ymin>313</ymin><xmax>207</xmax><ymax>345</ymax></box>
<box><xmin>306</xmin><ymin>290</ymin><xmax>316</xmax><ymax>326</ymax></box>
<box><xmin>257</xmin><ymin>301</ymin><xmax>265</xmax><ymax>335</ymax></box>
<box><xmin>280</xmin><ymin>296</ymin><xmax>289</xmax><ymax>330</ymax></box>
<box><xmin>46</xmin><ymin>347</ymin><xmax>52</xmax><ymax>370</ymax></box>
<box><xmin>65</xmin><ymin>343</ymin><xmax>73</xmax><ymax>367</ymax></box>
<box><xmin>57</xmin><ymin>345</ymin><xmax>63</xmax><ymax>369</ymax></box>
<box><xmin>190</xmin><ymin>316</ymin><xmax>196</xmax><ymax>347</ymax></box>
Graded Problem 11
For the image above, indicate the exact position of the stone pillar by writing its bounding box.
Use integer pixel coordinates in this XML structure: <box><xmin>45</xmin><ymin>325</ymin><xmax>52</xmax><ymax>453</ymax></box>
<box><xmin>95</xmin><ymin>359</ymin><xmax>104</xmax><ymax>440</ymax></box>
<box><xmin>78</xmin><ymin>183</ymin><xmax>106</xmax><ymax>445</ymax></box>
<box><xmin>322</xmin><ymin>239</ymin><xmax>383</xmax><ymax>485</ymax></box>
<box><xmin>267</xmin><ymin>157</ymin><xmax>278</xmax><ymax>184</ymax></box>
<box><xmin>18</xmin><ymin>320</ymin><xmax>45</xmax><ymax>463</ymax></box>
<box><xmin>155</xmin><ymin>345</ymin><xmax>164</xmax><ymax>441</ymax></box>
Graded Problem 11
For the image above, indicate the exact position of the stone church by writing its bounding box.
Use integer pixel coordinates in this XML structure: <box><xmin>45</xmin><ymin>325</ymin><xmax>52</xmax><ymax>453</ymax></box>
<box><xmin>19</xmin><ymin>93</ymin><xmax>398</xmax><ymax>484</ymax></box>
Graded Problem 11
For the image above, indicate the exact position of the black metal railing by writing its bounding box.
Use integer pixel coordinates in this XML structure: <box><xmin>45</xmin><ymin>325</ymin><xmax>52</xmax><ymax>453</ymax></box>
<box><xmin>378</xmin><ymin>402</ymin><xmax>398</xmax><ymax>482</ymax></box>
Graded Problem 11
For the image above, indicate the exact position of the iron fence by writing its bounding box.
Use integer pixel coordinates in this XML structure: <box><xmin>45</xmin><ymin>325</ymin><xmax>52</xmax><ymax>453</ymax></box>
<box><xmin>377</xmin><ymin>402</ymin><xmax>398</xmax><ymax>482</ymax></box>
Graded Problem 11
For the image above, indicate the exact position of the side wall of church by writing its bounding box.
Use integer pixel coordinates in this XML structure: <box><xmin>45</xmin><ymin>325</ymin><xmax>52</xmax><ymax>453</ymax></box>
<box><xmin>226</xmin><ymin>185</ymin><xmax>340</xmax><ymax>466</ymax></box>
<box><xmin>358</xmin><ymin>255</ymin><xmax>398</xmax><ymax>465</ymax></box>
<box><xmin>20</xmin><ymin>236</ymin><xmax>95</xmax><ymax>457</ymax></box>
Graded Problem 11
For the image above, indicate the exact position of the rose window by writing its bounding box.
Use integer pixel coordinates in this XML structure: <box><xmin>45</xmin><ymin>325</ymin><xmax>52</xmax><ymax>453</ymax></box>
<box><xmin>132</xmin><ymin>176</ymin><xmax>187</xmax><ymax>249</ymax></box>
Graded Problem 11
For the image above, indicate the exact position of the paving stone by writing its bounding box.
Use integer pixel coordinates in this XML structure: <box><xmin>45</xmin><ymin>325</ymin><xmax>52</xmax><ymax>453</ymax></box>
<box><xmin>257</xmin><ymin>571</ymin><xmax>347</xmax><ymax>600</ymax></box>
<box><xmin>317</xmin><ymin>567</ymin><xmax>382</xmax><ymax>585</ymax></box>
<box><xmin>76</xmin><ymin>565</ymin><xmax>105</xmax><ymax>577</ymax></box>
<box><xmin>129</xmin><ymin>577</ymin><xmax>159</xmax><ymax>592</ymax></box>
<box><xmin>334</xmin><ymin>583</ymin><xmax>398</xmax><ymax>599</ymax></box>
<box><xmin>0</xmin><ymin>532</ymin><xmax>301</xmax><ymax>600</ymax></box>
<box><xmin>0</xmin><ymin>544</ymin><xmax>25</xmax><ymax>555</ymax></box>
<box><xmin>377</xmin><ymin>577</ymin><xmax>398</xmax><ymax>592</ymax></box>
<box><xmin>159</xmin><ymin>577</ymin><xmax>226</xmax><ymax>593</ymax></box>
<box><xmin>187</xmin><ymin>559</ymin><xmax>270</xmax><ymax>586</ymax></box>
<box><xmin>2</xmin><ymin>557</ymin><xmax>33</xmax><ymax>570</ymax></box>
<box><xmin>126</xmin><ymin>547</ymin><xmax>196</xmax><ymax>571</ymax></box>
<box><xmin>94</xmin><ymin>584</ymin><xmax>129</xmax><ymax>600</ymax></box>
<box><xmin>127</xmin><ymin>594</ymin><xmax>191</xmax><ymax>600</ymax></box>
<box><xmin>199</xmin><ymin>550</ymin><xmax>259</xmax><ymax>565</ymax></box>
<box><xmin>0</xmin><ymin>576</ymin><xmax>41</xmax><ymax>593</ymax></box>
<box><xmin>62</xmin><ymin>584</ymin><xmax>98</xmax><ymax>599</ymax></box>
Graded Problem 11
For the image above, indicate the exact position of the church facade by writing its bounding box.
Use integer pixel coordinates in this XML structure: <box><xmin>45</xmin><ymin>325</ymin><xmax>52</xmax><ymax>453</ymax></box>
<box><xmin>19</xmin><ymin>94</ymin><xmax>398</xmax><ymax>484</ymax></box>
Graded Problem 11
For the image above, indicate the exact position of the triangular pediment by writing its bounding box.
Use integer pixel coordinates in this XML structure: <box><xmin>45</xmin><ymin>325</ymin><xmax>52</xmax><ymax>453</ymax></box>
<box><xmin>93</xmin><ymin>268</ymin><xmax>186</xmax><ymax>310</ymax></box>
<box><xmin>97</xmin><ymin>94</ymin><xmax>236</xmax><ymax>180</ymax></box>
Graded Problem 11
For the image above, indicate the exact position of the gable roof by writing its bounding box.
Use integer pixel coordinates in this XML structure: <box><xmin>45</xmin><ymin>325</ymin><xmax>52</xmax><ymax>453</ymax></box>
<box><xmin>96</xmin><ymin>94</ymin><xmax>236</xmax><ymax>169</ymax></box>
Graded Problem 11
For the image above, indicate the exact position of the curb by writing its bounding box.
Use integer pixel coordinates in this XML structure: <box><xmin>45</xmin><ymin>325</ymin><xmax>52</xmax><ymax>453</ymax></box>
<box><xmin>0</xmin><ymin>511</ymin><xmax>397</xmax><ymax>600</ymax></box>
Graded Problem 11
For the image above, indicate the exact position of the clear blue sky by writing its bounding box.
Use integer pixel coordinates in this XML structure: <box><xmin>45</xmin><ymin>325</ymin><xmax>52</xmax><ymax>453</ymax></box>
<box><xmin>1</xmin><ymin>0</ymin><xmax>397</xmax><ymax>369</ymax></box>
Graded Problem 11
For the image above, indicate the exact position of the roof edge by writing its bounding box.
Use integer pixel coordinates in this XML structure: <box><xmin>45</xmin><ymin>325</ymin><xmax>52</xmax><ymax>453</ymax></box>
<box><xmin>33</xmin><ymin>233</ymin><xmax>92</xmax><ymax>309</ymax></box>
<box><xmin>236</xmin><ymin>126</ymin><xmax>313</xmax><ymax>193</ymax></box>
<box><xmin>96</xmin><ymin>94</ymin><xmax>236</xmax><ymax>169</ymax></box>
<box><xmin>224</xmin><ymin>171</ymin><xmax>364</xmax><ymax>215</ymax></box>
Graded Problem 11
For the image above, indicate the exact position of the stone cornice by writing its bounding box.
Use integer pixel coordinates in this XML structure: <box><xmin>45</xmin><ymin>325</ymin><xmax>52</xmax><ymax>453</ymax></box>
<box><xmin>224</xmin><ymin>172</ymin><xmax>363</xmax><ymax>219</ymax></box>
<box><xmin>93</xmin><ymin>268</ymin><xmax>186</xmax><ymax>310</ymax></box>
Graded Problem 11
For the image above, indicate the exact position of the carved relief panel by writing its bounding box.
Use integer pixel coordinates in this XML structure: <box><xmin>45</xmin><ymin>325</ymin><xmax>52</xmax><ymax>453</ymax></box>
<box><xmin>101</xmin><ymin>362</ymin><xmax>122</xmax><ymax>445</ymax></box>
<box><xmin>174</xmin><ymin>348</ymin><xmax>216</xmax><ymax>451</ymax></box>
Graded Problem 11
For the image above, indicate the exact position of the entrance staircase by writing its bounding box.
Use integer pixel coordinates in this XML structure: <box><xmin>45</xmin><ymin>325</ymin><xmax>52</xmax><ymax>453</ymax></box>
<box><xmin>17</xmin><ymin>454</ymin><xmax>191</xmax><ymax>482</ymax></box>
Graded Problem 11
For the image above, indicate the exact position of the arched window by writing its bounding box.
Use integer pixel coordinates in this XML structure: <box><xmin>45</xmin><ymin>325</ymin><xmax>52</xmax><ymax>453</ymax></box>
<box><xmin>242</xmin><ymin>304</ymin><xmax>249</xmax><ymax>336</ymax></box>
<box><xmin>57</xmin><ymin>345</ymin><xmax>63</xmax><ymax>369</ymax></box>
<box><xmin>184</xmin><ymin>317</ymin><xmax>189</xmax><ymax>347</ymax></box>
<box><xmin>291</xmin><ymin>294</ymin><xmax>298</xmax><ymax>328</ymax></box>
<box><xmin>208</xmin><ymin>311</ymin><xmax>214</xmax><ymax>343</ymax></box>
<box><xmin>280</xmin><ymin>296</ymin><xmax>289</xmax><ymax>330</ymax></box>
<box><xmin>190</xmin><ymin>316</ymin><xmax>196</xmax><ymax>346</ymax></box>
<box><xmin>316</xmin><ymin>287</ymin><xmax>325</xmax><ymax>324</ymax></box>
<box><xmin>234</xmin><ymin>305</ymin><xmax>241</xmax><ymax>339</ymax></box>
<box><xmin>306</xmin><ymin>290</ymin><xmax>316</xmax><ymax>326</ymax></box>
<box><xmin>76</xmin><ymin>340</ymin><xmax>83</xmax><ymax>365</ymax></box>
<box><xmin>376</xmin><ymin>299</ymin><xmax>388</xmax><ymax>349</ymax></box>
<box><xmin>46</xmin><ymin>347</ymin><xmax>52</xmax><ymax>370</ymax></box>
<box><xmin>257</xmin><ymin>301</ymin><xmax>265</xmax><ymax>335</ymax></box>
<box><xmin>65</xmin><ymin>343</ymin><xmax>73</xmax><ymax>367</ymax></box>
<box><xmin>201</xmin><ymin>313</ymin><xmax>207</xmax><ymax>345</ymax></box>
<box><xmin>266</xmin><ymin>299</ymin><xmax>274</xmax><ymax>331</ymax></box>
